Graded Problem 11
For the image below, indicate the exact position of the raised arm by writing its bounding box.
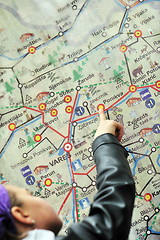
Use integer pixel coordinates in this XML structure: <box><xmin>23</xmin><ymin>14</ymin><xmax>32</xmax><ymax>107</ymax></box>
<box><xmin>58</xmin><ymin>109</ymin><xmax>135</xmax><ymax>240</ymax></box>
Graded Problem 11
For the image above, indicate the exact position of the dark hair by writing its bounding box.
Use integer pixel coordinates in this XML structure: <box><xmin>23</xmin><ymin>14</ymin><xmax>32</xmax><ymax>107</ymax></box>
<box><xmin>8</xmin><ymin>189</ymin><xmax>22</xmax><ymax>209</ymax></box>
<box><xmin>3</xmin><ymin>189</ymin><xmax>26</xmax><ymax>240</ymax></box>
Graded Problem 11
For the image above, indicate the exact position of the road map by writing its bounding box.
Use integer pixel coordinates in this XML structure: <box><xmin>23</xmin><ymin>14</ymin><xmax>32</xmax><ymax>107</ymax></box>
<box><xmin>0</xmin><ymin>0</ymin><xmax>160</xmax><ymax>239</ymax></box>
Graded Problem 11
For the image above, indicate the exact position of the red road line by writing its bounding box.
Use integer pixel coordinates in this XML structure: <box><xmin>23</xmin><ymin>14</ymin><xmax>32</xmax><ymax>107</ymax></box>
<box><xmin>74</xmin><ymin>187</ymin><xmax>79</xmax><ymax>222</ymax></box>
<box><xmin>24</xmin><ymin>106</ymin><xmax>67</xmax><ymax>138</ymax></box>
<box><xmin>118</xmin><ymin>0</ymin><xmax>127</xmax><ymax>6</ymax></box>
<box><xmin>106</xmin><ymin>90</ymin><xmax>130</xmax><ymax>110</ymax></box>
<box><xmin>42</xmin><ymin>112</ymin><xmax>45</xmax><ymax>123</ymax></box>
<box><xmin>58</xmin><ymin>188</ymin><xmax>73</xmax><ymax>215</ymax></box>
<box><xmin>44</xmin><ymin>124</ymin><xmax>67</xmax><ymax>139</ymax></box>
<box><xmin>150</xmin><ymin>86</ymin><xmax>160</xmax><ymax>92</ymax></box>
<box><xmin>87</xmin><ymin>165</ymin><xmax>96</xmax><ymax>175</ymax></box>
<box><xmin>130</xmin><ymin>0</ymin><xmax>149</xmax><ymax>8</ymax></box>
<box><xmin>71</xmin><ymin>112</ymin><xmax>98</xmax><ymax>123</ymax></box>
<box><xmin>130</xmin><ymin>1</ymin><xmax>139</xmax><ymax>8</ymax></box>
<box><xmin>24</xmin><ymin>84</ymin><xmax>159</xmax><ymax>147</ymax></box>
<box><xmin>71</xmin><ymin>91</ymin><xmax>130</xmax><ymax>123</ymax></box>
<box><xmin>68</xmin><ymin>91</ymin><xmax>79</xmax><ymax>142</ymax></box>
<box><xmin>64</xmin><ymin>148</ymin><xmax>79</xmax><ymax>222</ymax></box>
<box><xmin>66</xmin><ymin>144</ymin><xmax>78</xmax><ymax>221</ymax></box>
<box><xmin>68</xmin><ymin>154</ymin><xmax>75</xmax><ymax>182</ymax></box>
<box><xmin>70</xmin><ymin>91</ymin><xmax>79</xmax><ymax>122</ymax></box>
<box><xmin>24</xmin><ymin>106</ymin><xmax>42</xmax><ymax>113</ymax></box>
<box><xmin>74</xmin><ymin>172</ymin><xmax>90</xmax><ymax>176</ymax></box>
<box><xmin>67</xmin><ymin>123</ymin><xmax>71</xmax><ymax>142</ymax></box>
<box><xmin>118</xmin><ymin>0</ymin><xmax>146</xmax><ymax>9</ymax></box>
<box><xmin>73</xmin><ymin>165</ymin><xmax>96</xmax><ymax>176</ymax></box>
<box><xmin>57</xmin><ymin>153</ymin><xmax>77</xmax><ymax>219</ymax></box>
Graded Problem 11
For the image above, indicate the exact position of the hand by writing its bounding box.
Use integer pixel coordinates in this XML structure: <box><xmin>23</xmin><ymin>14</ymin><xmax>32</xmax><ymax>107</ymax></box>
<box><xmin>94</xmin><ymin>108</ymin><xmax>124</xmax><ymax>142</ymax></box>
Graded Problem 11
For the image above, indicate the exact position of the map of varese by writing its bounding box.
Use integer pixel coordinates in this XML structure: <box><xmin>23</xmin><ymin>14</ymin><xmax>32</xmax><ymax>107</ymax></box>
<box><xmin>0</xmin><ymin>0</ymin><xmax>160</xmax><ymax>239</ymax></box>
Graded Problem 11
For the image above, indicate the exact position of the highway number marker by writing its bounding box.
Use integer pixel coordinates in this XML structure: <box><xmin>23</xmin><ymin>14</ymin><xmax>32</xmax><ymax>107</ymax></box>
<box><xmin>50</xmin><ymin>109</ymin><xmax>58</xmax><ymax>117</ymax></box>
<box><xmin>65</xmin><ymin>106</ymin><xmax>73</xmax><ymax>113</ymax></box>
<box><xmin>34</xmin><ymin>134</ymin><xmax>42</xmax><ymax>142</ymax></box>
<box><xmin>38</xmin><ymin>103</ymin><xmax>46</xmax><ymax>111</ymax></box>
<box><xmin>134</xmin><ymin>30</ymin><xmax>142</xmax><ymax>38</ymax></box>
<box><xmin>63</xmin><ymin>142</ymin><xmax>73</xmax><ymax>152</ymax></box>
<box><xmin>28</xmin><ymin>46</ymin><xmax>36</xmax><ymax>54</ymax></box>
<box><xmin>120</xmin><ymin>45</ymin><xmax>128</xmax><ymax>52</ymax></box>
<box><xmin>97</xmin><ymin>104</ymin><xmax>105</xmax><ymax>111</ymax></box>
<box><xmin>8</xmin><ymin>123</ymin><xmax>16</xmax><ymax>131</ymax></box>
<box><xmin>144</xmin><ymin>193</ymin><xmax>152</xmax><ymax>202</ymax></box>
<box><xmin>45</xmin><ymin>178</ymin><xmax>52</xmax><ymax>187</ymax></box>
<box><xmin>155</xmin><ymin>80</ymin><xmax>160</xmax><ymax>88</ymax></box>
<box><xmin>64</xmin><ymin>95</ymin><xmax>72</xmax><ymax>103</ymax></box>
<box><xmin>129</xmin><ymin>85</ymin><xmax>137</xmax><ymax>92</ymax></box>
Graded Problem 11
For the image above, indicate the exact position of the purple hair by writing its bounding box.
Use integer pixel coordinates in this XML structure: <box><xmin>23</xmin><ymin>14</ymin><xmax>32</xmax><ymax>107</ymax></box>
<box><xmin>0</xmin><ymin>184</ymin><xmax>17</xmax><ymax>238</ymax></box>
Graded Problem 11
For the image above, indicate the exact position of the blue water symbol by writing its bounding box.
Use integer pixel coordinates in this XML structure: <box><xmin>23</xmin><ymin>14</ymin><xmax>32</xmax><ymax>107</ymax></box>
<box><xmin>58</xmin><ymin>147</ymin><xmax>65</xmax><ymax>156</ymax></box>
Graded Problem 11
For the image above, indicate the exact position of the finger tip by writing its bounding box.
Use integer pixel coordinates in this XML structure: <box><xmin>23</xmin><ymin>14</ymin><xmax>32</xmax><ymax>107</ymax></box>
<box><xmin>99</xmin><ymin>107</ymin><xmax>103</xmax><ymax>114</ymax></box>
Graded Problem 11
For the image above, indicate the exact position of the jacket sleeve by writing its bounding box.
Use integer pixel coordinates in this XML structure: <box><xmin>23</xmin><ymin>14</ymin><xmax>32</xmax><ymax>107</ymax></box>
<box><xmin>57</xmin><ymin>133</ymin><xmax>135</xmax><ymax>240</ymax></box>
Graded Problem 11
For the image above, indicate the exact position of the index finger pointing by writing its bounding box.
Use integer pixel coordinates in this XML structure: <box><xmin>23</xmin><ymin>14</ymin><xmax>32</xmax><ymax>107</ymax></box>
<box><xmin>99</xmin><ymin>108</ymin><xmax>106</xmax><ymax>121</ymax></box>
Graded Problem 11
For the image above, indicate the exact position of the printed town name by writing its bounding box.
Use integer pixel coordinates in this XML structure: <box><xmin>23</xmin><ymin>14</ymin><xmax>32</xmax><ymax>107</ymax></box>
<box><xmin>0</xmin><ymin>113</ymin><xmax>23</xmax><ymax>128</ymax></box>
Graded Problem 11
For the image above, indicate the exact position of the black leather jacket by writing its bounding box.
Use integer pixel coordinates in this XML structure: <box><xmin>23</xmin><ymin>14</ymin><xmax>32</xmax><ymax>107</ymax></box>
<box><xmin>57</xmin><ymin>133</ymin><xmax>135</xmax><ymax>240</ymax></box>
